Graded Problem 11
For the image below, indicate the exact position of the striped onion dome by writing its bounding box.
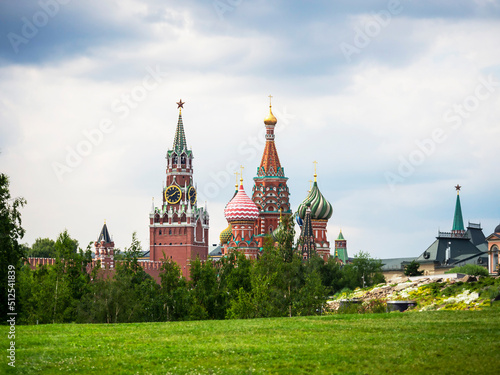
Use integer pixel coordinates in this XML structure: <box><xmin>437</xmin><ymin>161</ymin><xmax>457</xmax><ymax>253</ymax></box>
<box><xmin>219</xmin><ymin>223</ymin><xmax>232</xmax><ymax>245</ymax></box>
<box><xmin>297</xmin><ymin>181</ymin><xmax>333</xmax><ymax>220</ymax></box>
<box><xmin>224</xmin><ymin>184</ymin><xmax>260</xmax><ymax>221</ymax></box>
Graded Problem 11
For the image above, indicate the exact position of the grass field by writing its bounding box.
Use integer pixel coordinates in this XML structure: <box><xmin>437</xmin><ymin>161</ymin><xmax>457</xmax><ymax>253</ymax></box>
<box><xmin>8</xmin><ymin>303</ymin><xmax>500</xmax><ymax>374</ymax></box>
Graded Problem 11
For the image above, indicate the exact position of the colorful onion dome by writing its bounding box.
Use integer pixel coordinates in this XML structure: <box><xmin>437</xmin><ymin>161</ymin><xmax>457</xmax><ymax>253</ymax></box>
<box><xmin>297</xmin><ymin>181</ymin><xmax>333</xmax><ymax>220</ymax></box>
<box><xmin>264</xmin><ymin>106</ymin><xmax>277</xmax><ymax>126</ymax></box>
<box><xmin>220</xmin><ymin>223</ymin><xmax>232</xmax><ymax>244</ymax></box>
<box><xmin>224</xmin><ymin>184</ymin><xmax>260</xmax><ymax>221</ymax></box>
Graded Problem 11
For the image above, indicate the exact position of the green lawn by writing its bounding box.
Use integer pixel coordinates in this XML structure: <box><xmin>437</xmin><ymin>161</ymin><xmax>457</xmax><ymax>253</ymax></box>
<box><xmin>8</xmin><ymin>304</ymin><xmax>500</xmax><ymax>374</ymax></box>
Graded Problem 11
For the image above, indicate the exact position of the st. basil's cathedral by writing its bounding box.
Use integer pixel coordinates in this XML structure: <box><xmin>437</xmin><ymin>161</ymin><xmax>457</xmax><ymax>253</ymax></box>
<box><xmin>145</xmin><ymin>97</ymin><xmax>346</xmax><ymax>277</ymax></box>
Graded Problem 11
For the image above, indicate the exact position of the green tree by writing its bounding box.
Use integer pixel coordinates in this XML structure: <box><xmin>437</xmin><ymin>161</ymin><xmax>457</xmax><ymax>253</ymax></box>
<box><xmin>28</xmin><ymin>238</ymin><xmax>56</xmax><ymax>258</ymax></box>
<box><xmin>0</xmin><ymin>173</ymin><xmax>26</xmax><ymax>321</ymax></box>
<box><xmin>404</xmin><ymin>260</ymin><xmax>424</xmax><ymax>277</ymax></box>
<box><xmin>189</xmin><ymin>258</ymin><xmax>225</xmax><ymax>320</ymax></box>
<box><xmin>342</xmin><ymin>251</ymin><xmax>385</xmax><ymax>289</ymax></box>
<box><xmin>19</xmin><ymin>230</ymin><xmax>92</xmax><ymax>323</ymax></box>
<box><xmin>78</xmin><ymin>232</ymin><xmax>159</xmax><ymax>323</ymax></box>
<box><xmin>159</xmin><ymin>259</ymin><xmax>190</xmax><ymax>321</ymax></box>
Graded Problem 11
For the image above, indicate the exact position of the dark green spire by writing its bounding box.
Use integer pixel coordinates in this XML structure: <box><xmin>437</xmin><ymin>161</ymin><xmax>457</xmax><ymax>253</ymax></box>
<box><xmin>452</xmin><ymin>185</ymin><xmax>465</xmax><ymax>232</ymax></box>
<box><xmin>172</xmin><ymin>111</ymin><xmax>187</xmax><ymax>154</ymax></box>
<box><xmin>167</xmin><ymin>100</ymin><xmax>192</xmax><ymax>158</ymax></box>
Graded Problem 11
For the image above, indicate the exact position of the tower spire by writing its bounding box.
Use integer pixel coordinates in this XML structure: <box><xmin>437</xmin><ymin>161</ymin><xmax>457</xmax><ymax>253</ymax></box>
<box><xmin>258</xmin><ymin>96</ymin><xmax>283</xmax><ymax>177</ymax></box>
<box><xmin>452</xmin><ymin>184</ymin><xmax>465</xmax><ymax>232</ymax></box>
<box><xmin>173</xmin><ymin>99</ymin><xmax>187</xmax><ymax>154</ymax></box>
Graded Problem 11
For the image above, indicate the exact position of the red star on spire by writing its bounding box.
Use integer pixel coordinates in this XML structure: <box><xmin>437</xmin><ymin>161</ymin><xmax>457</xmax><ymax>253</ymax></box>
<box><xmin>455</xmin><ymin>184</ymin><xmax>461</xmax><ymax>192</ymax></box>
<box><xmin>176</xmin><ymin>99</ymin><xmax>185</xmax><ymax>109</ymax></box>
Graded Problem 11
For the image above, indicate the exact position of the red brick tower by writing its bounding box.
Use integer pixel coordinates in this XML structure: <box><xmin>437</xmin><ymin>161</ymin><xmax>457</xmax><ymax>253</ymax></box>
<box><xmin>252</xmin><ymin>96</ymin><xmax>291</xmax><ymax>235</ymax></box>
<box><xmin>149</xmin><ymin>100</ymin><xmax>209</xmax><ymax>277</ymax></box>
<box><xmin>94</xmin><ymin>221</ymin><xmax>115</xmax><ymax>270</ymax></box>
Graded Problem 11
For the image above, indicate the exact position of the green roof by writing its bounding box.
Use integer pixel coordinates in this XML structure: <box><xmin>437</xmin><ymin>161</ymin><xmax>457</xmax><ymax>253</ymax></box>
<box><xmin>168</xmin><ymin>112</ymin><xmax>192</xmax><ymax>157</ymax></box>
<box><xmin>336</xmin><ymin>230</ymin><xmax>345</xmax><ymax>241</ymax></box>
<box><xmin>452</xmin><ymin>193</ymin><xmax>465</xmax><ymax>231</ymax></box>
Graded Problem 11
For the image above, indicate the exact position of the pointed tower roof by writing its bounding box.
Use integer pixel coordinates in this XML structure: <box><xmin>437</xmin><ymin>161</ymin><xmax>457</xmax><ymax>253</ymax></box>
<box><xmin>298</xmin><ymin>204</ymin><xmax>316</xmax><ymax>258</ymax></box>
<box><xmin>336</xmin><ymin>230</ymin><xmax>345</xmax><ymax>241</ymax></box>
<box><xmin>452</xmin><ymin>185</ymin><xmax>465</xmax><ymax>232</ymax></box>
<box><xmin>97</xmin><ymin>221</ymin><xmax>112</xmax><ymax>243</ymax></box>
<box><xmin>257</xmin><ymin>96</ymin><xmax>285</xmax><ymax>178</ymax></box>
<box><xmin>168</xmin><ymin>99</ymin><xmax>192</xmax><ymax>157</ymax></box>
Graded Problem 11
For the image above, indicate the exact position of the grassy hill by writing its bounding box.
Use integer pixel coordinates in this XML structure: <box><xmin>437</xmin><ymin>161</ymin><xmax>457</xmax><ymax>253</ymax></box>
<box><xmin>9</xmin><ymin>302</ymin><xmax>500</xmax><ymax>374</ymax></box>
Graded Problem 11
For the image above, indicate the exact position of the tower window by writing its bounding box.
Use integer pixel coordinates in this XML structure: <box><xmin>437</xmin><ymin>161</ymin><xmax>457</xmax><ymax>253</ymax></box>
<box><xmin>159</xmin><ymin>230</ymin><xmax>162</xmax><ymax>235</ymax></box>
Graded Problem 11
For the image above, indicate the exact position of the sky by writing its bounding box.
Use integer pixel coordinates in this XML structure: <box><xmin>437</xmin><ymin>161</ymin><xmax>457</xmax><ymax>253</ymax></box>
<box><xmin>1</xmin><ymin>0</ymin><xmax>499</xmax><ymax>259</ymax></box>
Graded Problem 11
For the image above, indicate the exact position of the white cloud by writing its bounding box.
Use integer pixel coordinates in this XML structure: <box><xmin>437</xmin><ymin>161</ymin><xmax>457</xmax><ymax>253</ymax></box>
<box><xmin>1</xmin><ymin>4</ymin><xmax>499</xmax><ymax>259</ymax></box>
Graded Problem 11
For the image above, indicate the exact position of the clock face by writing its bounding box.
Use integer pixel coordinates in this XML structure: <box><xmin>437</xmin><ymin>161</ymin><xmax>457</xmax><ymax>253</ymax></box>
<box><xmin>188</xmin><ymin>186</ymin><xmax>197</xmax><ymax>205</ymax></box>
<box><xmin>165</xmin><ymin>185</ymin><xmax>182</xmax><ymax>204</ymax></box>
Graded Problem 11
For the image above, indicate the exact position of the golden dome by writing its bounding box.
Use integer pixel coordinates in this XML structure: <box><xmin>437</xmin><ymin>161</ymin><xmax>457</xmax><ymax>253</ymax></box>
<box><xmin>219</xmin><ymin>223</ymin><xmax>232</xmax><ymax>245</ymax></box>
<box><xmin>264</xmin><ymin>105</ymin><xmax>277</xmax><ymax>126</ymax></box>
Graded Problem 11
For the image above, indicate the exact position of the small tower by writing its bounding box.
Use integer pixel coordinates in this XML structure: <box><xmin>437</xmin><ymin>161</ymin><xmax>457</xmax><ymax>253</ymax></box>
<box><xmin>297</xmin><ymin>204</ymin><xmax>316</xmax><ymax>260</ymax></box>
<box><xmin>297</xmin><ymin>162</ymin><xmax>333</xmax><ymax>261</ymax></box>
<box><xmin>334</xmin><ymin>230</ymin><xmax>348</xmax><ymax>264</ymax></box>
<box><xmin>452</xmin><ymin>184</ymin><xmax>465</xmax><ymax>237</ymax></box>
<box><xmin>94</xmin><ymin>221</ymin><xmax>115</xmax><ymax>269</ymax></box>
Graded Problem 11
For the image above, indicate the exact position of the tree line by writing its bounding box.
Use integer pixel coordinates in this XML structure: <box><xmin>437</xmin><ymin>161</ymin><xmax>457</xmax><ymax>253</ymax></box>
<box><xmin>1</xmin><ymin>173</ymin><xmax>385</xmax><ymax>324</ymax></box>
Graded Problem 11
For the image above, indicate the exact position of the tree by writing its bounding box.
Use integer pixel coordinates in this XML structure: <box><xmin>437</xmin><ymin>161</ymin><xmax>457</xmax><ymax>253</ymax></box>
<box><xmin>342</xmin><ymin>251</ymin><xmax>385</xmax><ymax>289</ymax></box>
<box><xmin>28</xmin><ymin>238</ymin><xmax>56</xmax><ymax>258</ymax></box>
<box><xmin>0</xmin><ymin>173</ymin><xmax>26</xmax><ymax>320</ymax></box>
<box><xmin>404</xmin><ymin>260</ymin><xmax>424</xmax><ymax>277</ymax></box>
<box><xmin>19</xmin><ymin>230</ymin><xmax>92</xmax><ymax>323</ymax></box>
<box><xmin>189</xmin><ymin>258</ymin><xmax>225</xmax><ymax>320</ymax></box>
<box><xmin>159</xmin><ymin>259</ymin><xmax>190</xmax><ymax>321</ymax></box>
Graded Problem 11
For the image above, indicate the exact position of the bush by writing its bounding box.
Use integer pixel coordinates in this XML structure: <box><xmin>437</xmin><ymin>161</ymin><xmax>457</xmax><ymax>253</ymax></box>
<box><xmin>446</xmin><ymin>264</ymin><xmax>489</xmax><ymax>277</ymax></box>
<box><xmin>404</xmin><ymin>260</ymin><xmax>424</xmax><ymax>276</ymax></box>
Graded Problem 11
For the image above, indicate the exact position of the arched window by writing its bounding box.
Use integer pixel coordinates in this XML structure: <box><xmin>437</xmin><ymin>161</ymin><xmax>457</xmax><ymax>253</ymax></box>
<box><xmin>159</xmin><ymin>230</ymin><xmax>162</xmax><ymax>235</ymax></box>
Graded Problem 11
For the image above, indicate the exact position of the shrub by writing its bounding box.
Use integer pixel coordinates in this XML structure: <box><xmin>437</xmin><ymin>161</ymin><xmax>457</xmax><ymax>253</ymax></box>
<box><xmin>404</xmin><ymin>260</ymin><xmax>424</xmax><ymax>276</ymax></box>
<box><xmin>446</xmin><ymin>264</ymin><xmax>489</xmax><ymax>277</ymax></box>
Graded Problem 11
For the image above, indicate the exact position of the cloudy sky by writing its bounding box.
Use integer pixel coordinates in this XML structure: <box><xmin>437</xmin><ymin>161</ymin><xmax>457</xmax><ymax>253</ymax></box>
<box><xmin>1</xmin><ymin>0</ymin><xmax>499</xmax><ymax>259</ymax></box>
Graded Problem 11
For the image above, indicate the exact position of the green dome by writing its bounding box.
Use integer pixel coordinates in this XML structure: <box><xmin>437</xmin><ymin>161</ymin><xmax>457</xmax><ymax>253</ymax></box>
<box><xmin>219</xmin><ymin>224</ymin><xmax>232</xmax><ymax>245</ymax></box>
<box><xmin>297</xmin><ymin>181</ymin><xmax>333</xmax><ymax>220</ymax></box>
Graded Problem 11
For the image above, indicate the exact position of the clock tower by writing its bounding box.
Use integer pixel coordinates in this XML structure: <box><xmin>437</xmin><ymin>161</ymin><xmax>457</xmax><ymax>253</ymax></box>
<box><xmin>149</xmin><ymin>100</ymin><xmax>209</xmax><ymax>277</ymax></box>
